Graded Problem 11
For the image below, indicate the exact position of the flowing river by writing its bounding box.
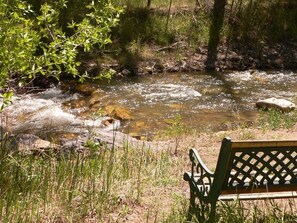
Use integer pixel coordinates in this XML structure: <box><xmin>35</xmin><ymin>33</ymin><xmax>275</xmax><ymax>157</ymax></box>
<box><xmin>2</xmin><ymin>70</ymin><xmax>297</xmax><ymax>142</ymax></box>
<box><xmin>75</xmin><ymin>70</ymin><xmax>297</xmax><ymax>136</ymax></box>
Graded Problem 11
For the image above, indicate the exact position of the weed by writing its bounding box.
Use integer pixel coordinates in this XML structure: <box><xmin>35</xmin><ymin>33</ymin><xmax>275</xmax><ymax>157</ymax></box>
<box><xmin>238</xmin><ymin>128</ymin><xmax>256</xmax><ymax>140</ymax></box>
<box><xmin>163</xmin><ymin>114</ymin><xmax>187</xmax><ymax>154</ymax></box>
<box><xmin>259</xmin><ymin>109</ymin><xmax>297</xmax><ymax>131</ymax></box>
<box><xmin>136</xmin><ymin>143</ymin><xmax>145</xmax><ymax>202</ymax></box>
<box><xmin>162</xmin><ymin>195</ymin><xmax>188</xmax><ymax>222</ymax></box>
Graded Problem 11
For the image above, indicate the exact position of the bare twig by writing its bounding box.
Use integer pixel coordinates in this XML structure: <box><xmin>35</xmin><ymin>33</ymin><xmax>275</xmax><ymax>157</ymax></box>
<box><xmin>155</xmin><ymin>41</ymin><xmax>185</xmax><ymax>52</ymax></box>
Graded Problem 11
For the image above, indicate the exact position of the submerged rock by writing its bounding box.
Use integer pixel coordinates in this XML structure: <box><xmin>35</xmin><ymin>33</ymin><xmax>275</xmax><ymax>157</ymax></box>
<box><xmin>74</xmin><ymin>83</ymin><xmax>98</xmax><ymax>95</ymax></box>
<box><xmin>104</xmin><ymin>105</ymin><xmax>133</xmax><ymax>120</ymax></box>
<box><xmin>256</xmin><ymin>98</ymin><xmax>296</xmax><ymax>112</ymax></box>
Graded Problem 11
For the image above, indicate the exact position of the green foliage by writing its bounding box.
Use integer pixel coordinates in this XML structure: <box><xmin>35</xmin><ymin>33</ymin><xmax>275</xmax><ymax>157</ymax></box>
<box><xmin>165</xmin><ymin>114</ymin><xmax>186</xmax><ymax>137</ymax></box>
<box><xmin>0</xmin><ymin>1</ymin><xmax>39</xmax><ymax>87</ymax></box>
<box><xmin>0</xmin><ymin>0</ymin><xmax>123</xmax><ymax>89</ymax></box>
<box><xmin>0</xmin><ymin>92</ymin><xmax>13</xmax><ymax>112</ymax></box>
<box><xmin>259</xmin><ymin>109</ymin><xmax>297</xmax><ymax>130</ymax></box>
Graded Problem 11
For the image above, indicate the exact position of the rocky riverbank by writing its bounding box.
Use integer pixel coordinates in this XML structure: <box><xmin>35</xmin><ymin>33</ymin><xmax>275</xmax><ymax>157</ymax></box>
<box><xmin>92</xmin><ymin>41</ymin><xmax>297</xmax><ymax>77</ymax></box>
<box><xmin>0</xmin><ymin>87</ymin><xmax>167</xmax><ymax>154</ymax></box>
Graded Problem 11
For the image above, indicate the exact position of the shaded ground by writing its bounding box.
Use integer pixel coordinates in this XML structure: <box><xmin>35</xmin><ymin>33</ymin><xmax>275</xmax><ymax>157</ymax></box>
<box><xmin>89</xmin><ymin>3</ymin><xmax>297</xmax><ymax>77</ymax></box>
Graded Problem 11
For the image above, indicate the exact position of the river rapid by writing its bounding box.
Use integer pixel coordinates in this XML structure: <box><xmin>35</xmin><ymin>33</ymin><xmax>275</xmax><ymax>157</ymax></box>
<box><xmin>70</xmin><ymin>70</ymin><xmax>297</xmax><ymax>136</ymax></box>
<box><xmin>1</xmin><ymin>70</ymin><xmax>297</xmax><ymax>144</ymax></box>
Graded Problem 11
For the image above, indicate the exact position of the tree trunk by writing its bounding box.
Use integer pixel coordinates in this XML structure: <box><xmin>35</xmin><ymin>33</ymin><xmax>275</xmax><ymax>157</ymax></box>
<box><xmin>165</xmin><ymin>0</ymin><xmax>173</xmax><ymax>34</ymax></box>
<box><xmin>205</xmin><ymin>0</ymin><xmax>227</xmax><ymax>70</ymax></box>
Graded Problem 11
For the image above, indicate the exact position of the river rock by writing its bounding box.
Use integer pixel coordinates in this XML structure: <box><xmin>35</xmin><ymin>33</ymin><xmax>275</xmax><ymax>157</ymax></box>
<box><xmin>168</xmin><ymin>104</ymin><xmax>184</xmax><ymax>109</ymax></box>
<box><xmin>274</xmin><ymin>58</ymin><xmax>283</xmax><ymax>68</ymax></box>
<box><xmin>88</xmin><ymin>90</ymin><xmax>106</xmax><ymax>107</ymax></box>
<box><xmin>105</xmin><ymin>105</ymin><xmax>133</xmax><ymax>120</ymax></box>
<box><xmin>121</xmin><ymin>69</ymin><xmax>131</xmax><ymax>76</ymax></box>
<box><xmin>74</xmin><ymin>83</ymin><xmax>97</xmax><ymax>95</ymax></box>
<box><xmin>0</xmin><ymin>89</ymin><xmax>165</xmax><ymax>153</ymax></box>
<box><xmin>256</xmin><ymin>98</ymin><xmax>296</xmax><ymax>112</ymax></box>
<box><xmin>6</xmin><ymin>134</ymin><xmax>55</xmax><ymax>153</ymax></box>
<box><xmin>63</xmin><ymin>98</ymin><xmax>87</xmax><ymax>109</ymax></box>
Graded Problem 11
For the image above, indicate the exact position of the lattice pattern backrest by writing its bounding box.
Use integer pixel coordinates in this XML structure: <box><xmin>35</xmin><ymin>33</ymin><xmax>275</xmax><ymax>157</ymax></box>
<box><xmin>223</xmin><ymin>147</ymin><xmax>297</xmax><ymax>189</ymax></box>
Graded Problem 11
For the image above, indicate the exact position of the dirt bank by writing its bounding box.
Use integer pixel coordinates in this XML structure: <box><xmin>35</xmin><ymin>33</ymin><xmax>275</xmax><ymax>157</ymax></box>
<box><xmin>87</xmin><ymin>41</ymin><xmax>297</xmax><ymax>79</ymax></box>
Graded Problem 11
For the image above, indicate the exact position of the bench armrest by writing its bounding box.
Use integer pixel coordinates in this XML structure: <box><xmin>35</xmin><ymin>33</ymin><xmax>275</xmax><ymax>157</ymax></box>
<box><xmin>184</xmin><ymin>148</ymin><xmax>214</xmax><ymax>196</ymax></box>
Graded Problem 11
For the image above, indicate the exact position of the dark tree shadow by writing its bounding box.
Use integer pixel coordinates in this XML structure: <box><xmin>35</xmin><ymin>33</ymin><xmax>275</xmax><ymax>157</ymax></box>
<box><xmin>115</xmin><ymin>8</ymin><xmax>152</xmax><ymax>75</ymax></box>
<box><xmin>112</xmin><ymin>7</ymin><xmax>174</xmax><ymax>75</ymax></box>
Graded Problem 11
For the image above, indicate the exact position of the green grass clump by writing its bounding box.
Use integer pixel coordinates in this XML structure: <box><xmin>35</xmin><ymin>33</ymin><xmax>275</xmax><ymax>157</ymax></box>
<box><xmin>259</xmin><ymin>109</ymin><xmax>297</xmax><ymax>131</ymax></box>
<box><xmin>164</xmin><ymin>199</ymin><xmax>297</xmax><ymax>223</ymax></box>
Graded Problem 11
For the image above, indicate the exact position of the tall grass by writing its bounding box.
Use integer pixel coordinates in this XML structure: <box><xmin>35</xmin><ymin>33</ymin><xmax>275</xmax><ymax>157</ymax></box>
<box><xmin>1</xmin><ymin>112</ymin><xmax>296</xmax><ymax>221</ymax></box>
<box><xmin>1</xmin><ymin>128</ymin><xmax>297</xmax><ymax>222</ymax></box>
<box><xmin>1</xmin><ymin>103</ymin><xmax>297</xmax><ymax>222</ymax></box>
<box><xmin>0</xmin><ymin>136</ymin><xmax>184</xmax><ymax>222</ymax></box>
<box><xmin>163</xmin><ymin>197</ymin><xmax>297</xmax><ymax>222</ymax></box>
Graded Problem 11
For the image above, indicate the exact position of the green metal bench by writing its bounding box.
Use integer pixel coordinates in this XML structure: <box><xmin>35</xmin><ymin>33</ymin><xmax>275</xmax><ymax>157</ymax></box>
<box><xmin>184</xmin><ymin>137</ymin><xmax>297</xmax><ymax>222</ymax></box>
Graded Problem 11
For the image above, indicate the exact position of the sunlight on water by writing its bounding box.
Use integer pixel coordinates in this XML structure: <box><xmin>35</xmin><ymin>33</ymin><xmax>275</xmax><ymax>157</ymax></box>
<box><xmin>91</xmin><ymin>71</ymin><xmax>297</xmax><ymax>135</ymax></box>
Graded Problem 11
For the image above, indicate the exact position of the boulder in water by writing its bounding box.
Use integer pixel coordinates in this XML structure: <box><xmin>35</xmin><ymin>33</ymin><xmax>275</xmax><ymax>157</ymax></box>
<box><xmin>256</xmin><ymin>98</ymin><xmax>296</xmax><ymax>112</ymax></box>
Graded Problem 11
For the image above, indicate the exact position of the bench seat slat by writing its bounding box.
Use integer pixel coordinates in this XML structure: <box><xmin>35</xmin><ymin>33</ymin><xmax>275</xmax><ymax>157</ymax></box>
<box><xmin>219</xmin><ymin>191</ymin><xmax>297</xmax><ymax>201</ymax></box>
<box><xmin>190</xmin><ymin>172</ymin><xmax>297</xmax><ymax>195</ymax></box>
<box><xmin>221</xmin><ymin>185</ymin><xmax>297</xmax><ymax>195</ymax></box>
<box><xmin>231</xmin><ymin>140</ymin><xmax>297</xmax><ymax>149</ymax></box>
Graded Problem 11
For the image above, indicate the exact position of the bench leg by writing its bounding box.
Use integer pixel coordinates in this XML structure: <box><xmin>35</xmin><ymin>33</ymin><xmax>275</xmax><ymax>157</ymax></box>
<box><xmin>198</xmin><ymin>202</ymin><xmax>208</xmax><ymax>222</ymax></box>
<box><xmin>189</xmin><ymin>198</ymin><xmax>210</xmax><ymax>222</ymax></box>
<box><xmin>207</xmin><ymin>201</ymin><xmax>217</xmax><ymax>223</ymax></box>
<box><xmin>187</xmin><ymin>189</ymin><xmax>196</xmax><ymax>221</ymax></box>
<box><xmin>186</xmin><ymin>187</ymin><xmax>217</xmax><ymax>222</ymax></box>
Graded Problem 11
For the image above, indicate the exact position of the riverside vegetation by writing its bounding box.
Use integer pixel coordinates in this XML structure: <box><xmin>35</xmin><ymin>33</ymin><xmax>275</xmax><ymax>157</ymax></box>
<box><xmin>1</xmin><ymin>0</ymin><xmax>297</xmax><ymax>93</ymax></box>
<box><xmin>1</xmin><ymin>0</ymin><xmax>297</xmax><ymax>222</ymax></box>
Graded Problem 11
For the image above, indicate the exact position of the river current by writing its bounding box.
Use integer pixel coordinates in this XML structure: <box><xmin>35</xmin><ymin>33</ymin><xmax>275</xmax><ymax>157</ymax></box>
<box><xmin>88</xmin><ymin>70</ymin><xmax>297</xmax><ymax>135</ymax></box>
<box><xmin>2</xmin><ymin>70</ymin><xmax>296</xmax><ymax>139</ymax></box>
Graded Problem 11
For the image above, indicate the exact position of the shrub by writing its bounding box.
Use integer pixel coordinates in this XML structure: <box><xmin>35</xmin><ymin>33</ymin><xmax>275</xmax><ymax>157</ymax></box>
<box><xmin>0</xmin><ymin>0</ymin><xmax>123</xmax><ymax>90</ymax></box>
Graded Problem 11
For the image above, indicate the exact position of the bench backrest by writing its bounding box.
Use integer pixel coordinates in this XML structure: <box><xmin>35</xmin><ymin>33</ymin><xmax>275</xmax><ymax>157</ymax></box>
<box><xmin>212</xmin><ymin>138</ymin><xmax>297</xmax><ymax>195</ymax></box>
